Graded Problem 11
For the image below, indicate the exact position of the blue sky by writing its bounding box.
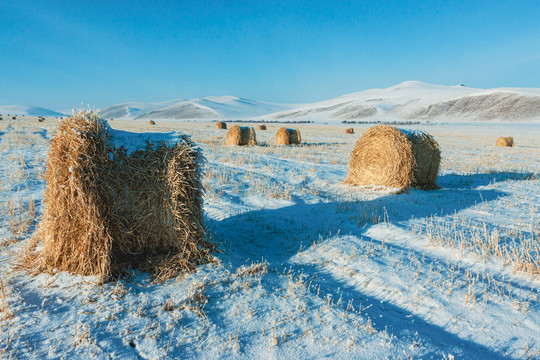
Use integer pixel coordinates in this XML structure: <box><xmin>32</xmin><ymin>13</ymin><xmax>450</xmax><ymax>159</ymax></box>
<box><xmin>1</xmin><ymin>0</ymin><xmax>540</xmax><ymax>110</ymax></box>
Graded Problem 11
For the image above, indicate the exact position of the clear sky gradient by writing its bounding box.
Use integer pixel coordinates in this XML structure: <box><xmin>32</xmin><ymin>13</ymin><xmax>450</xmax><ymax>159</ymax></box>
<box><xmin>1</xmin><ymin>0</ymin><xmax>540</xmax><ymax>110</ymax></box>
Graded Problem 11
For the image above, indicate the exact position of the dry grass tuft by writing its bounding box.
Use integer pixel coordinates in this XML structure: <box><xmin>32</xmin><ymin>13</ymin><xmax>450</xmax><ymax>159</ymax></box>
<box><xmin>345</xmin><ymin>125</ymin><xmax>440</xmax><ymax>190</ymax></box>
<box><xmin>216</xmin><ymin>121</ymin><xmax>227</xmax><ymax>130</ymax></box>
<box><xmin>275</xmin><ymin>127</ymin><xmax>301</xmax><ymax>145</ymax></box>
<box><xmin>225</xmin><ymin>125</ymin><xmax>257</xmax><ymax>146</ymax></box>
<box><xmin>256</xmin><ymin>124</ymin><xmax>267</xmax><ymax>130</ymax></box>
<box><xmin>345</xmin><ymin>128</ymin><xmax>354</xmax><ymax>134</ymax></box>
<box><xmin>28</xmin><ymin>110</ymin><xmax>212</xmax><ymax>282</ymax></box>
<box><xmin>496</xmin><ymin>136</ymin><xmax>514</xmax><ymax>147</ymax></box>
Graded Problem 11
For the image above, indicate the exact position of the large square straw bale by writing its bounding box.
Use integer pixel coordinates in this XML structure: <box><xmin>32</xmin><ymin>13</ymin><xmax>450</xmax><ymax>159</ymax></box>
<box><xmin>32</xmin><ymin>111</ymin><xmax>212</xmax><ymax>281</ymax></box>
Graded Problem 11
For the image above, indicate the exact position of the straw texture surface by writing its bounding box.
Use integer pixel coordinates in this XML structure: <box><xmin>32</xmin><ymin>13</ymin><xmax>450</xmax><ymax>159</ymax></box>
<box><xmin>345</xmin><ymin>125</ymin><xmax>440</xmax><ymax>190</ymax></box>
<box><xmin>496</xmin><ymin>136</ymin><xmax>514</xmax><ymax>147</ymax></box>
<box><xmin>225</xmin><ymin>124</ymin><xmax>257</xmax><ymax>146</ymax></box>
<box><xmin>32</xmin><ymin>111</ymin><xmax>211</xmax><ymax>281</ymax></box>
<box><xmin>275</xmin><ymin>127</ymin><xmax>301</xmax><ymax>145</ymax></box>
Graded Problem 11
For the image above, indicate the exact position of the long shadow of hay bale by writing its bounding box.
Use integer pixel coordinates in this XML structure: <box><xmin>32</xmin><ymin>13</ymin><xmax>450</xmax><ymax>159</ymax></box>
<box><xmin>208</xmin><ymin>174</ymin><xmax>516</xmax><ymax>358</ymax></box>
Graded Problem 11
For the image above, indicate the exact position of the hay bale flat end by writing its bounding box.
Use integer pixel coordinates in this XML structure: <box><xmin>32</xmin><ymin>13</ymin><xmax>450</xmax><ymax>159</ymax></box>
<box><xmin>275</xmin><ymin>127</ymin><xmax>301</xmax><ymax>145</ymax></box>
<box><xmin>225</xmin><ymin>124</ymin><xmax>257</xmax><ymax>146</ymax></box>
<box><xmin>496</xmin><ymin>136</ymin><xmax>514</xmax><ymax>147</ymax></box>
<box><xmin>345</xmin><ymin>124</ymin><xmax>440</xmax><ymax>190</ymax></box>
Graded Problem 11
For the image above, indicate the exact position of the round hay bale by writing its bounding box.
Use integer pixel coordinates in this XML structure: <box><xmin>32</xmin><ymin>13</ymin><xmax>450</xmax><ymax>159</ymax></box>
<box><xmin>275</xmin><ymin>127</ymin><xmax>301</xmax><ymax>145</ymax></box>
<box><xmin>345</xmin><ymin>128</ymin><xmax>354</xmax><ymax>134</ymax></box>
<box><xmin>216</xmin><ymin>121</ymin><xmax>227</xmax><ymax>129</ymax></box>
<box><xmin>345</xmin><ymin>125</ymin><xmax>440</xmax><ymax>190</ymax></box>
<box><xmin>225</xmin><ymin>124</ymin><xmax>257</xmax><ymax>146</ymax></box>
<box><xmin>256</xmin><ymin>124</ymin><xmax>267</xmax><ymax>130</ymax></box>
<box><xmin>30</xmin><ymin>110</ymin><xmax>212</xmax><ymax>281</ymax></box>
<box><xmin>148</xmin><ymin>120</ymin><xmax>156</xmax><ymax>125</ymax></box>
<box><xmin>496</xmin><ymin>136</ymin><xmax>514</xmax><ymax>147</ymax></box>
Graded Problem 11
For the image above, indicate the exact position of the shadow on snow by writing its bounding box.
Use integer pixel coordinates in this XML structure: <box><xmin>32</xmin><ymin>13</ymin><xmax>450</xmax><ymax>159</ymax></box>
<box><xmin>208</xmin><ymin>172</ymin><xmax>536</xmax><ymax>359</ymax></box>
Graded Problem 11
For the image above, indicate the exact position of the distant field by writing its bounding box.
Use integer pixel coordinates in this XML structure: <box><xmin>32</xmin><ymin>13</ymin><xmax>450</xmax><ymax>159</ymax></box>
<box><xmin>0</xmin><ymin>117</ymin><xmax>538</xmax><ymax>359</ymax></box>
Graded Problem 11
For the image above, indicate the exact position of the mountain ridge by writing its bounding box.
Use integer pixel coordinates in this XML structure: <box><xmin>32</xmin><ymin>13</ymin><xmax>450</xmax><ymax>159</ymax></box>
<box><xmin>3</xmin><ymin>81</ymin><xmax>540</xmax><ymax>122</ymax></box>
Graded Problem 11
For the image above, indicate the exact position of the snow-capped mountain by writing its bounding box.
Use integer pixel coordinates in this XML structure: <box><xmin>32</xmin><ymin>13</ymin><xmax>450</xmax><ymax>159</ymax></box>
<box><xmin>99</xmin><ymin>96</ymin><xmax>292</xmax><ymax>120</ymax></box>
<box><xmin>0</xmin><ymin>105</ymin><xmax>65</xmax><ymax>117</ymax></box>
<box><xmin>5</xmin><ymin>81</ymin><xmax>540</xmax><ymax>122</ymax></box>
<box><xmin>259</xmin><ymin>81</ymin><xmax>540</xmax><ymax>122</ymax></box>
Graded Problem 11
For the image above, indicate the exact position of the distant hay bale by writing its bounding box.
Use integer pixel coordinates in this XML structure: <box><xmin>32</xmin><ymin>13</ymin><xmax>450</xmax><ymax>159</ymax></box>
<box><xmin>496</xmin><ymin>136</ymin><xmax>514</xmax><ymax>147</ymax></box>
<box><xmin>216</xmin><ymin>121</ymin><xmax>227</xmax><ymax>129</ymax></box>
<box><xmin>275</xmin><ymin>127</ymin><xmax>301</xmax><ymax>145</ymax></box>
<box><xmin>256</xmin><ymin>124</ymin><xmax>267</xmax><ymax>130</ymax></box>
<box><xmin>345</xmin><ymin>128</ymin><xmax>354</xmax><ymax>134</ymax></box>
<box><xmin>225</xmin><ymin>124</ymin><xmax>257</xmax><ymax>146</ymax></box>
<box><xmin>149</xmin><ymin>120</ymin><xmax>156</xmax><ymax>125</ymax></box>
<box><xmin>31</xmin><ymin>110</ymin><xmax>212</xmax><ymax>281</ymax></box>
<box><xmin>345</xmin><ymin>125</ymin><xmax>440</xmax><ymax>190</ymax></box>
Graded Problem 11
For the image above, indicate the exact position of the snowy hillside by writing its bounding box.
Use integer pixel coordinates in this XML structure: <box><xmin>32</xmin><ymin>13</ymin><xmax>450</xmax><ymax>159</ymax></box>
<box><xmin>96</xmin><ymin>100</ymin><xmax>181</xmax><ymax>119</ymax></box>
<box><xmin>100</xmin><ymin>96</ymin><xmax>292</xmax><ymax>120</ymax></box>
<box><xmin>6</xmin><ymin>81</ymin><xmax>540</xmax><ymax>122</ymax></box>
<box><xmin>0</xmin><ymin>105</ymin><xmax>65</xmax><ymax>117</ymax></box>
<box><xmin>260</xmin><ymin>81</ymin><xmax>540</xmax><ymax>122</ymax></box>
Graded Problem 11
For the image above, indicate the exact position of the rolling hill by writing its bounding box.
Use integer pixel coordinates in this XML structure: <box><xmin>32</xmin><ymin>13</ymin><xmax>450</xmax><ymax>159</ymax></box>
<box><xmin>5</xmin><ymin>81</ymin><xmax>540</xmax><ymax>122</ymax></box>
<box><xmin>259</xmin><ymin>81</ymin><xmax>540</xmax><ymax>122</ymax></box>
<box><xmin>0</xmin><ymin>105</ymin><xmax>65</xmax><ymax>117</ymax></box>
<box><xmin>99</xmin><ymin>96</ymin><xmax>292</xmax><ymax>120</ymax></box>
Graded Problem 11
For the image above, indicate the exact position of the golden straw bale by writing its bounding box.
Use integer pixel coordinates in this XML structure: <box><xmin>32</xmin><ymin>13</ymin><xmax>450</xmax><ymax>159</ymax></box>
<box><xmin>275</xmin><ymin>127</ymin><xmax>301</xmax><ymax>145</ymax></box>
<box><xmin>148</xmin><ymin>120</ymin><xmax>156</xmax><ymax>125</ymax></box>
<box><xmin>216</xmin><ymin>121</ymin><xmax>227</xmax><ymax>129</ymax></box>
<box><xmin>345</xmin><ymin>128</ymin><xmax>354</xmax><ymax>134</ymax></box>
<box><xmin>30</xmin><ymin>110</ymin><xmax>211</xmax><ymax>281</ymax></box>
<box><xmin>256</xmin><ymin>124</ymin><xmax>267</xmax><ymax>130</ymax></box>
<box><xmin>225</xmin><ymin>124</ymin><xmax>257</xmax><ymax>146</ymax></box>
<box><xmin>345</xmin><ymin>125</ymin><xmax>440</xmax><ymax>190</ymax></box>
<box><xmin>496</xmin><ymin>136</ymin><xmax>514</xmax><ymax>147</ymax></box>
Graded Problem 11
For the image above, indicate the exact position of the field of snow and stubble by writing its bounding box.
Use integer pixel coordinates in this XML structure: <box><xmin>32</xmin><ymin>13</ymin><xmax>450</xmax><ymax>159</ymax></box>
<box><xmin>0</xmin><ymin>117</ymin><xmax>538</xmax><ymax>359</ymax></box>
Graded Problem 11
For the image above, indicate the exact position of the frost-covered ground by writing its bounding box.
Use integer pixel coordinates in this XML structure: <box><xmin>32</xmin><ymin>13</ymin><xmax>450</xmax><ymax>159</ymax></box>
<box><xmin>0</xmin><ymin>118</ymin><xmax>539</xmax><ymax>359</ymax></box>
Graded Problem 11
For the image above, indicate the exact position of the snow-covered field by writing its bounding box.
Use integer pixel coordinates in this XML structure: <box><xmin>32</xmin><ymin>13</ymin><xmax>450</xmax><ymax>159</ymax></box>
<box><xmin>0</xmin><ymin>117</ymin><xmax>539</xmax><ymax>359</ymax></box>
